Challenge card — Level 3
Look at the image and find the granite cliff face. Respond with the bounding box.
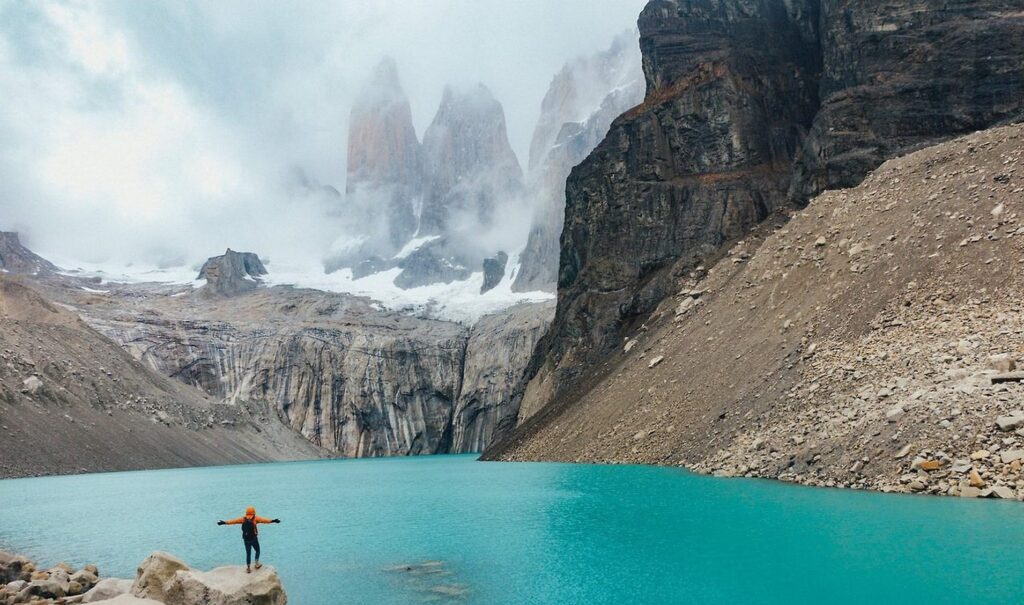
[451,301,554,451]
[513,32,646,293]
[491,1,1024,450]
[343,57,422,253]
[419,84,524,237]
[75,282,553,457]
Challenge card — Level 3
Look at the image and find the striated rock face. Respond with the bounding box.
[343,57,423,255]
[197,249,267,297]
[512,0,822,422]
[80,284,554,457]
[514,31,645,292]
[451,301,554,451]
[0,276,322,479]
[419,84,524,236]
[790,1,1024,202]
[488,1,1024,466]
[0,232,57,275]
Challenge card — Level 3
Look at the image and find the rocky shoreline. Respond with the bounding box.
[0,551,285,605]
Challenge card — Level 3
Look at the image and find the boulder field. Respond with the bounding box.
[0,551,286,605]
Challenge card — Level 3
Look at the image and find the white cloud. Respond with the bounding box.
[0,0,645,271]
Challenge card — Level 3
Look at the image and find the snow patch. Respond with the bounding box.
[393,235,441,259]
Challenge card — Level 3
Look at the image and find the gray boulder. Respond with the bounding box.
[131,551,188,602]
[164,565,286,605]
[83,578,134,602]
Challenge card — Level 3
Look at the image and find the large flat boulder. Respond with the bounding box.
[88,594,164,605]
[164,565,286,605]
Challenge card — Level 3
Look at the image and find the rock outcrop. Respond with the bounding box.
[0,551,105,604]
[132,553,188,603]
[480,251,508,294]
[342,57,422,255]
[513,31,645,292]
[493,0,1024,449]
[419,84,523,236]
[451,301,555,452]
[163,566,286,605]
[0,232,56,275]
[0,276,322,479]
[197,250,267,297]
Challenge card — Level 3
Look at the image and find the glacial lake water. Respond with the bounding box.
[2,454,1023,604]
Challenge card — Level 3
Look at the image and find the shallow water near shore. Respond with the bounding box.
[2,454,1023,604]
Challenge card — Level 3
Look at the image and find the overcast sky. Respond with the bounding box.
[0,1,645,268]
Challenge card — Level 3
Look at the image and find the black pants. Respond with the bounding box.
[244,537,260,565]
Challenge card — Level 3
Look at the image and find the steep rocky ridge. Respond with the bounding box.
[0,276,322,479]
[495,1,1024,447]
[513,31,645,292]
[419,84,524,237]
[343,57,422,253]
[490,124,1024,498]
[511,0,822,425]
[0,232,57,275]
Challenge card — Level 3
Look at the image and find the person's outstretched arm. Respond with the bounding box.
[219,517,246,525]
[254,516,280,524]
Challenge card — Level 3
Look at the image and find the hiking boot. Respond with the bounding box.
[254,562,263,570]
[246,566,251,574]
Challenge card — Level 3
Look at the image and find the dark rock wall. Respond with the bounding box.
[501,0,1024,442]
[514,0,822,420]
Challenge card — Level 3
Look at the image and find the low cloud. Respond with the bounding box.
[0,0,645,272]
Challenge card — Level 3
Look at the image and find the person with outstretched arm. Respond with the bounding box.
[217,506,281,573]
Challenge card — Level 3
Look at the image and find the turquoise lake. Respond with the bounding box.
[2,454,1023,604]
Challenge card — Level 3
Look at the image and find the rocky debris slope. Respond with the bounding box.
[0,232,56,276]
[490,124,1024,498]
[197,250,267,297]
[0,276,322,479]
[513,30,645,292]
[502,0,1024,449]
[0,550,287,605]
[70,278,554,457]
